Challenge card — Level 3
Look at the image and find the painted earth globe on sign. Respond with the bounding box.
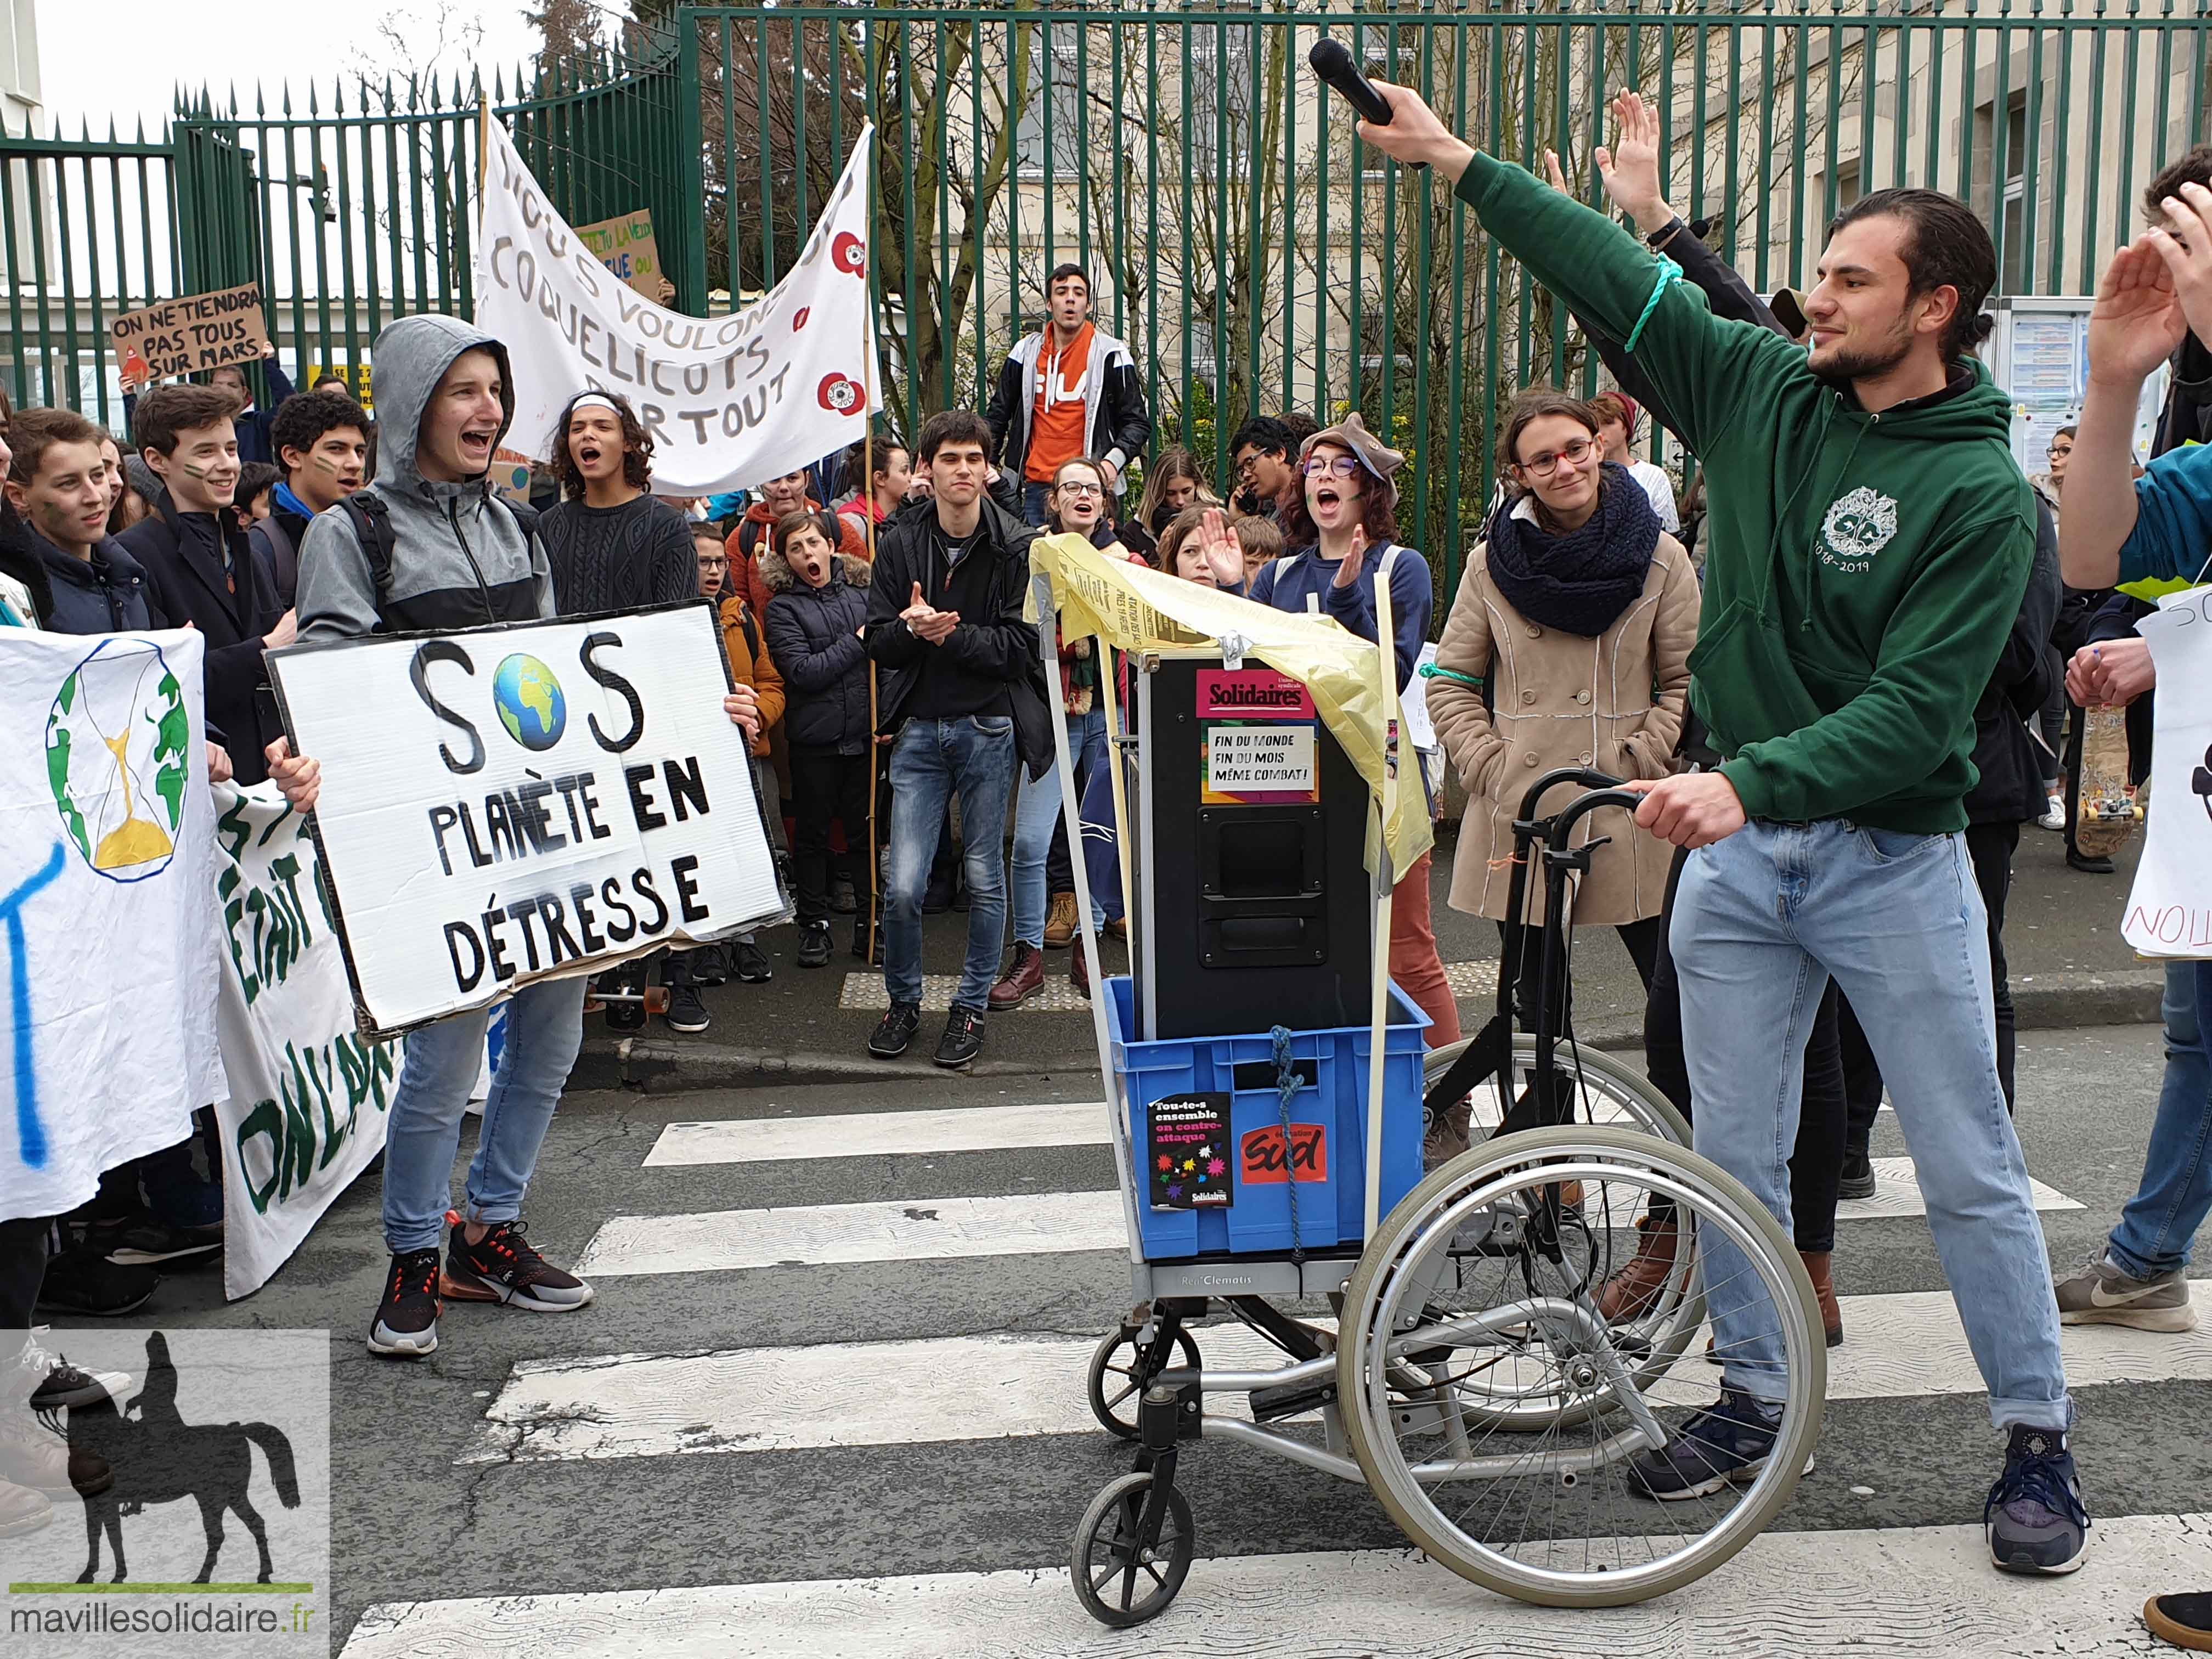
[45,638,190,882]
[493,653,566,752]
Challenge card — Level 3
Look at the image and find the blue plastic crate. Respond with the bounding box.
[1106,977,1430,1262]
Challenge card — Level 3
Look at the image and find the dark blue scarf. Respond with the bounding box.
[1484,462,1660,638]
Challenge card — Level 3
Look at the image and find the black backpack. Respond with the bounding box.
[339,488,541,630]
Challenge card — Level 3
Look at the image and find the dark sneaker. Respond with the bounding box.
[34,1249,158,1319]
[733,939,774,983]
[16,1337,132,1412]
[989,943,1045,1010]
[105,1217,224,1266]
[797,923,833,969]
[443,1219,594,1312]
[1837,1147,1877,1201]
[689,944,730,986]
[1986,1424,2089,1575]
[2144,1591,2212,1647]
[2053,1253,2197,1332]
[934,1005,986,1070]
[869,1001,922,1058]
[851,918,880,964]
[2066,850,2114,874]
[1627,1388,1793,1501]
[663,982,712,1034]
[831,876,858,915]
[368,1248,443,1358]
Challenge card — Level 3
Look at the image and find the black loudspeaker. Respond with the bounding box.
[1130,656,1372,1039]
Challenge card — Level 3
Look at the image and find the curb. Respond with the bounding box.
[570,1036,1076,1093]
[575,966,2172,1093]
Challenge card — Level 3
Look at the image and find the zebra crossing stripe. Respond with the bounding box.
[462,1282,2209,1465]
[341,1511,2212,1657]
[577,1158,2079,1279]
[644,1102,1111,1167]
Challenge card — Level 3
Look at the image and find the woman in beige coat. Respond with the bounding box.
[1429,388,1698,1074]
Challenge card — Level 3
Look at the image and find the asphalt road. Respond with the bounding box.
[45,1018,2212,1656]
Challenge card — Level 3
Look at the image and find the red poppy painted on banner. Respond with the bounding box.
[831,232,866,276]
[792,307,811,331]
[817,373,864,414]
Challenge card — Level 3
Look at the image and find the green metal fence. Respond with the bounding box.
[1,39,685,431]
[5,1,2208,591]
[683,0,2210,589]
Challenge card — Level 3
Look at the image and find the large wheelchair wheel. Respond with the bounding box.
[1337,1125,1824,1607]
[1423,1035,1691,1147]
[1423,1041,1701,1422]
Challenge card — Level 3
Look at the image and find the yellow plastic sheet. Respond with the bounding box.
[1028,532,1434,880]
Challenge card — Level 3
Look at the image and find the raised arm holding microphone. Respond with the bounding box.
[1353,80,2086,1573]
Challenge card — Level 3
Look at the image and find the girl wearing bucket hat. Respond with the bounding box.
[1246,414,1459,1050]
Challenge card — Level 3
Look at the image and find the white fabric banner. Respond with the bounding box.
[267,602,785,1036]
[473,117,879,493]
[2122,584,2212,958]
[0,628,221,1221]
[210,781,404,1299]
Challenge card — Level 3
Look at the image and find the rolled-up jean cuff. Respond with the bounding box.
[1989,1394,2075,1434]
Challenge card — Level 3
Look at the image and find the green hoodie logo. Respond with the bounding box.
[1819,486,1900,574]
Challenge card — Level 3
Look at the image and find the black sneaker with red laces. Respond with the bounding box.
[368,1248,444,1359]
[442,1219,595,1312]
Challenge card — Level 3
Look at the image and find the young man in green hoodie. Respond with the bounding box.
[1359,87,2083,1573]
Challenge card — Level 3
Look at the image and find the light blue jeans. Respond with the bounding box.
[885,714,1018,1011]
[1010,707,1108,949]
[380,975,588,1252]
[1672,819,2071,1432]
[2105,961,2212,1279]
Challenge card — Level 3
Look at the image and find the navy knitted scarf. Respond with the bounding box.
[1484,462,1660,639]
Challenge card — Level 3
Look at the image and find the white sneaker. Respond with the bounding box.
[2038,794,2066,831]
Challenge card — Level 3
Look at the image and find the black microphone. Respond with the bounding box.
[1310,38,1426,169]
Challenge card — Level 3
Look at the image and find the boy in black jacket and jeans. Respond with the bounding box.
[863,411,1052,1068]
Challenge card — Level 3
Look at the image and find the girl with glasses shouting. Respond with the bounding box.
[1246,414,1459,1055]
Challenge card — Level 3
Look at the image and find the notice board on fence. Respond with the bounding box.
[267,601,787,1038]
[110,284,272,392]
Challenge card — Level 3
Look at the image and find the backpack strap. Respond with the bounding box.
[249,514,298,603]
[733,599,761,661]
[340,489,399,630]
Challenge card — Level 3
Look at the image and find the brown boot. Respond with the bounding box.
[1595,1216,1679,1323]
[1069,940,1092,1000]
[988,943,1045,1010]
[1043,892,1079,948]
[1801,1249,1844,1347]
[1422,1096,1473,1169]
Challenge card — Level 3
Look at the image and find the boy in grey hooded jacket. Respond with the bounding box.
[291,315,592,1358]
[278,316,760,1359]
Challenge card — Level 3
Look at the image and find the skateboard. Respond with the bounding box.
[2072,703,2141,860]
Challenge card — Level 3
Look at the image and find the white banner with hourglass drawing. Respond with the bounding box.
[0,627,222,1220]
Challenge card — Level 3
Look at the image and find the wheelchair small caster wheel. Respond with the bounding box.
[1086,1327,1200,1440]
[1070,1471,1193,1628]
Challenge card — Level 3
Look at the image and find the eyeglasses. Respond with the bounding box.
[1300,455,1363,479]
[2047,443,2074,458]
[1056,481,1103,497]
[697,555,728,569]
[1516,437,1595,476]
[1234,451,1273,478]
